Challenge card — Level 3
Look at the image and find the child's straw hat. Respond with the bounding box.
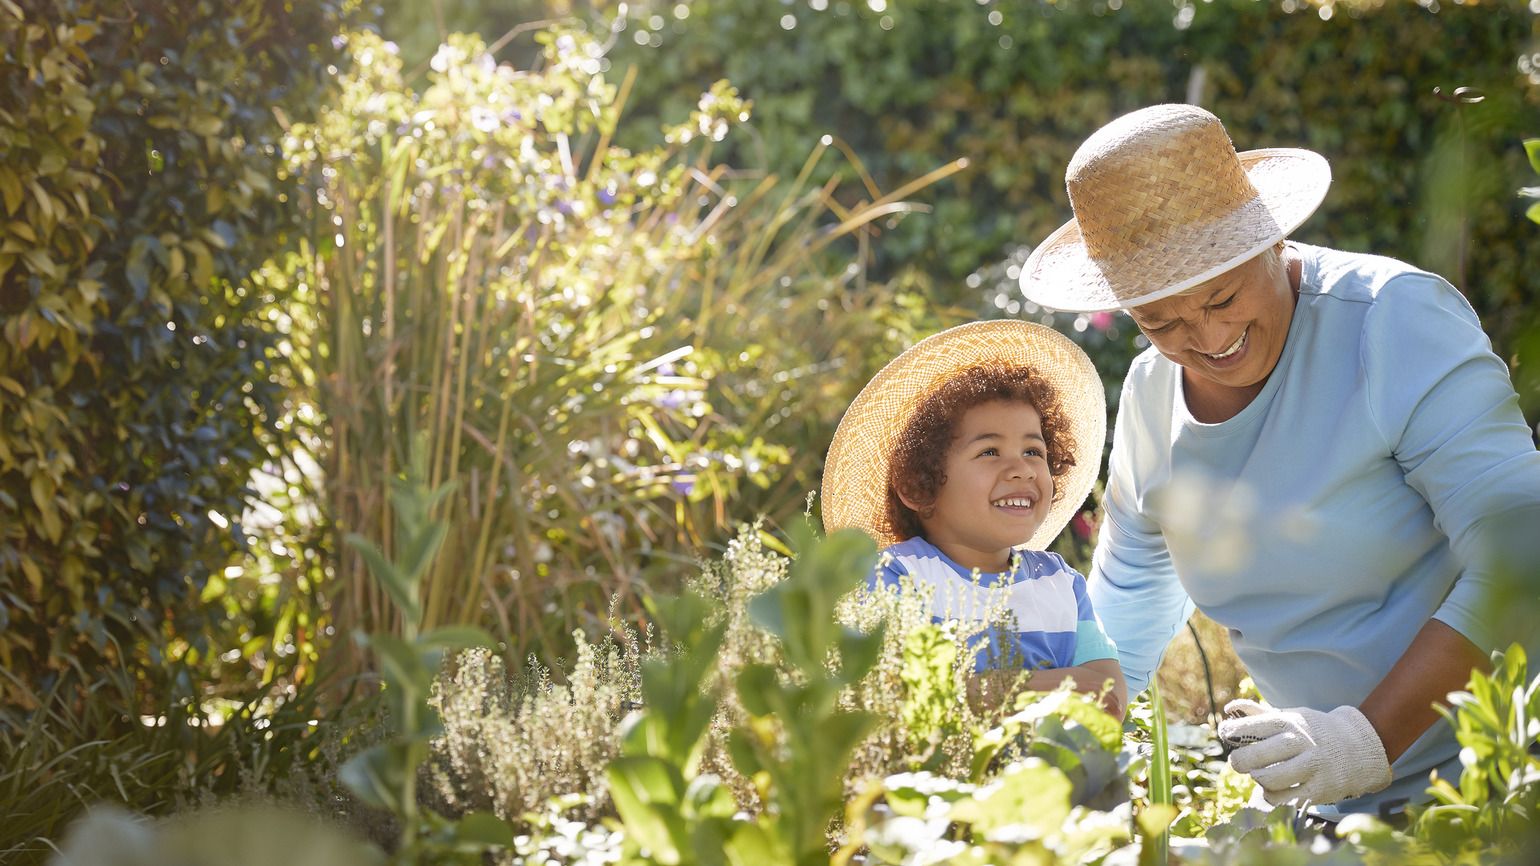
[1019,104,1331,313]
[821,320,1105,551]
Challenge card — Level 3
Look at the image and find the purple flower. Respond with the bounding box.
[671,478,695,496]
[659,389,685,409]
[598,187,617,206]
[331,35,347,51]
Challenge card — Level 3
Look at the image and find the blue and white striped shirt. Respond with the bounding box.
[874,536,1118,673]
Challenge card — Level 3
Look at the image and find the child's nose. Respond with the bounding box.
[1005,456,1035,479]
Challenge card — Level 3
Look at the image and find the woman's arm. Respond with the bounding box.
[1359,619,1490,763]
[1087,375,1195,695]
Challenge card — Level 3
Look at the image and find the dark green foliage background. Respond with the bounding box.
[595,0,1540,375]
[0,0,340,710]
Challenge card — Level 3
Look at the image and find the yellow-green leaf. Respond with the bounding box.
[19,555,43,595]
[0,376,23,397]
[7,220,37,243]
[27,180,54,223]
[188,113,223,137]
[0,169,23,216]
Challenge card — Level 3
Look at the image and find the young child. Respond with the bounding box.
[822,320,1126,717]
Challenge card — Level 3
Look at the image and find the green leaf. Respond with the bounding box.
[1526,201,1540,226]
[344,532,419,623]
[835,624,886,684]
[0,168,22,216]
[606,756,686,864]
[723,821,784,866]
[1525,139,1540,177]
[735,663,780,717]
[397,520,449,584]
[950,758,1073,839]
[682,774,737,820]
[368,633,430,694]
[188,112,224,137]
[339,743,412,812]
[451,812,514,849]
[419,625,494,649]
[125,236,151,300]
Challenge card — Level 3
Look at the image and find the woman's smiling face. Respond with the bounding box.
[1128,247,1296,393]
[903,399,1054,573]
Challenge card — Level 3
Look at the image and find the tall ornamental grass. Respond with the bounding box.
[272,29,961,663]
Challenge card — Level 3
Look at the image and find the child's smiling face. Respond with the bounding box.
[901,399,1054,573]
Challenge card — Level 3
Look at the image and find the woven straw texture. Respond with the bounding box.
[1020,104,1330,313]
[821,320,1105,552]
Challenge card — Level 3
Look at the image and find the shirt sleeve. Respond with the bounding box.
[1070,571,1119,664]
[1087,374,1197,694]
[1362,274,1540,654]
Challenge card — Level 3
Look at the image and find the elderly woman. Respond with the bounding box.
[1019,104,1540,823]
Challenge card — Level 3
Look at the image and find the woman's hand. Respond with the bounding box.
[1219,699,1392,806]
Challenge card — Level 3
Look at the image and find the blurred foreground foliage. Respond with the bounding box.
[41,525,1540,865]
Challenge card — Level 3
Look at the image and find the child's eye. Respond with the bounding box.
[1025,448,1045,459]
[977,447,998,458]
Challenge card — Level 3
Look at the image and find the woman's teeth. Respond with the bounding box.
[1206,329,1247,360]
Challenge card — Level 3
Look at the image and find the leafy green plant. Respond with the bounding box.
[605,526,886,865]
[0,0,342,712]
[0,656,360,865]
[1412,643,1540,860]
[1521,138,1540,225]
[840,684,1134,865]
[337,451,513,863]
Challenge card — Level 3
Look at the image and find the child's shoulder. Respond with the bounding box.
[1014,549,1085,583]
[881,536,942,560]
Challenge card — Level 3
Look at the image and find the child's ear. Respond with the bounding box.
[893,482,930,517]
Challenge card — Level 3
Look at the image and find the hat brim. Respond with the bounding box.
[820,320,1105,552]
[1019,148,1331,313]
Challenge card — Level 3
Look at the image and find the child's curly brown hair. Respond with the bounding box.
[884,364,1077,542]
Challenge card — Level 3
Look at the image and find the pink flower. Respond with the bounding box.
[1071,512,1097,541]
[1089,311,1114,333]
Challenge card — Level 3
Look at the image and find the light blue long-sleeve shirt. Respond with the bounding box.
[1088,243,1540,815]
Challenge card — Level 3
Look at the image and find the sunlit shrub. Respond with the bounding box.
[275,27,949,665]
[422,523,1033,827]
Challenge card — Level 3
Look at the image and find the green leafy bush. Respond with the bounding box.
[421,522,1025,828]
[607,0,1540,350]
[0,0,340,709]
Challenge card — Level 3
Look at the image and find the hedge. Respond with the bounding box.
[600,0,1540,359]
[0,0,340,711]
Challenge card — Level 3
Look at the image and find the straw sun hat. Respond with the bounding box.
[1019,103,1331,313]
[821,320,1105,552]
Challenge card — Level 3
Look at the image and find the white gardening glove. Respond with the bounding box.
[1218,698,1392,807]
